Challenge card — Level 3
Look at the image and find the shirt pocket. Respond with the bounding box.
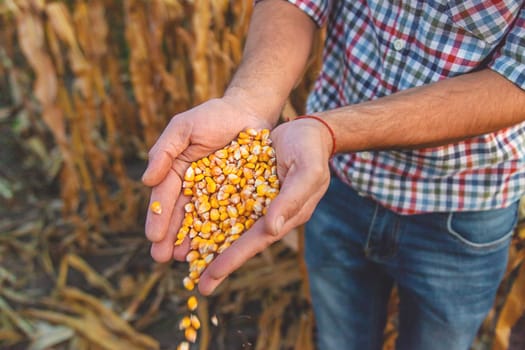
[446,0,522,44]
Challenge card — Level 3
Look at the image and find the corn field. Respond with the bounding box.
[0,1,524,349]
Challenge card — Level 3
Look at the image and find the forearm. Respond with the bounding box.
[224,0,316,125]
[318,70,525,153]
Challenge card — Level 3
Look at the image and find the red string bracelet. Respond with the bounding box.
[295,115,337,158]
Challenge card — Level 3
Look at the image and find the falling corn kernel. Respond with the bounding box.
[179,316,191,330]
[183,277,195,291]
[185,327,197,343]
[177,342,190,350]
[187,296,198,311]
[190,314,201,330]
[150,201,162,215]
[211,314,219,326]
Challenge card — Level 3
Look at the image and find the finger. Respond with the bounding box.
[197,190,324,295]
[197,218,272,295]
[150,194,189,262]
[145,159,189,242]
[264,162,329,236]
[142,117,191,186]
[173,236,191,261]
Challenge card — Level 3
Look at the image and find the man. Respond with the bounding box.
[142,0,525,349]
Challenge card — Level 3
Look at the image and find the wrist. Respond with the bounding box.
[224,85,284,127]
[295,115,337,159]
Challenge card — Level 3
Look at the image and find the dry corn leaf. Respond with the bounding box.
[0,296,34,337]
[60,287,159,349]
[28,323,74,350]
[24,308,158,350]
[57,253,117,297]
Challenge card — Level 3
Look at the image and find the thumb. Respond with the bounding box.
[142,118,191,186]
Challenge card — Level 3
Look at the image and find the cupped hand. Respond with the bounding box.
[196,117,333,295]
[142,96,270,263]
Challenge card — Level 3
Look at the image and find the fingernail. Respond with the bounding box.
[274,216,285,236]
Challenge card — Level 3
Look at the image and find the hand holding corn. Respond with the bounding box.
[195,118,333,294]
[144,105,333,296]
[142,97,269,263]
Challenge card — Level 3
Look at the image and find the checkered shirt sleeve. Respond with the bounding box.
[255,0,330,27]
[489,4,525,90]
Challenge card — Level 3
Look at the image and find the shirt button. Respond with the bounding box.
[393,38,405,51]
[360,151,372,160]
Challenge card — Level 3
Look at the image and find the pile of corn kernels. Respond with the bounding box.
[151,128,280,349]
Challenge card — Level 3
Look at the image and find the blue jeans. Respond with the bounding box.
[305,176,518,350]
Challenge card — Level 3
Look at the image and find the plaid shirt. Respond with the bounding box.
[282,0,525,214]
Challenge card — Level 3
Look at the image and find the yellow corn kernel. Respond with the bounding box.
[219,211,229,221]
[246,128,258,137]
[245,218,255,230]
[184,203,194,213]
[197,201,211,215]
[184,167,195,182]
[190,314,201,330]
[213,233,225,243]
[183,277,194,291]
[187,296,198,311]
[210,208,220,221]
[215,149,228,159]
[179,316,191,330]
[206,177,217,193]
[227,205,238,219]
[217,242,231,254]
[150,201,162,215]
[189,270,200,280]
[222,184,236,194]
[183,188,193,196]
[231,222,245,235]
[256,184,269,197]
[210,196,219,208]
[186,250,200,263]
[217,191,230,201]
[194,173,205,182]
[183,214,193,227]
[228,173,240,185]
[185,327,197,343]
[201,221,212,234]
[245,198,255,212]
[236,203,245,216]
[190,237,202,250]
[177,342,190,350]
[261,128,270,140]
[223,164,236,175]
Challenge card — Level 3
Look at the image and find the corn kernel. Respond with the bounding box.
[210,208,220,221]
[184,167,195,182]
[190,314,201,330]
[183,277,194,291]
[186,250,200,263]
[150,201,162,215]
[185,327,197,343]
[211,315,219,327]
[179,316,191,330]
[177,342,190,350]
[187,296,198,311]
